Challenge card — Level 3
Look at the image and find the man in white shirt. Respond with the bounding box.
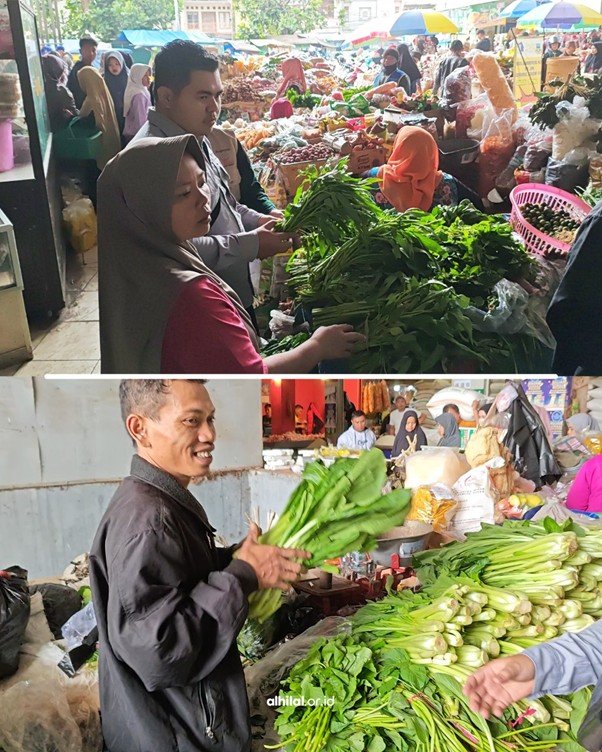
[337,411,377,451]
[388,395,410,436]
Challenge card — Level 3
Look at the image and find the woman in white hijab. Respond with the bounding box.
[123,63,151,141]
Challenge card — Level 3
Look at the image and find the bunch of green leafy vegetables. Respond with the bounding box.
[276,161,381,245]
[312,277,506,373]
[273,632,587,752]
[286,89,323,109]
[341,85,372,101]
[528,74,602,129]
[577,182,602,208]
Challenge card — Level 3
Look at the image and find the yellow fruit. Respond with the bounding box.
[508,495,521,507]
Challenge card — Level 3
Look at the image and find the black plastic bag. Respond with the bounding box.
[29,583,82,640]
[0,566,30,679]
[503,384,561,487]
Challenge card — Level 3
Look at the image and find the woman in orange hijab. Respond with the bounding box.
[366,126,483,212]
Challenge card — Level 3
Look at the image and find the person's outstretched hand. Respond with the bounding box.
[235,523,310,591]
[463,655,536,719]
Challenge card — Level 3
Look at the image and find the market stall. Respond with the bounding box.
[214,41,602,373]
[2,377,602,751]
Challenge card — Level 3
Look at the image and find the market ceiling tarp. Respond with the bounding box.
[116,30,216,47]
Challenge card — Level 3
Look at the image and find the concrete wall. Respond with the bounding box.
[0,377,263,487]
[0,377,281,578]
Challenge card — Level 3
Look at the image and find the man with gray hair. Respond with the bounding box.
[90,379,309,752]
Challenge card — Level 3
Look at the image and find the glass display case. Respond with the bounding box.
[0,0,65,317]
[0,207,32,367]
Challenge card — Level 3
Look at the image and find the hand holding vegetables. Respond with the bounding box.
[463,654,536,719]
[235,522,310,591]
[248,449,412,622]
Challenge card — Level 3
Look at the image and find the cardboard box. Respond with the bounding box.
[348,146,387,175]
[276,157,331,197]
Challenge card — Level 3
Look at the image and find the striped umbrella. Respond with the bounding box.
[516,0,602,28]
[500,0,551,19]
[389,10,460,36]
[344,10,458,46]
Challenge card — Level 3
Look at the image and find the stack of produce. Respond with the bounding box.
[222,77,274,104]
[245,449,412,623]
[273,520,602,752]
[275,143,334,165]
[520,202,582,245]
[279,162,538,372]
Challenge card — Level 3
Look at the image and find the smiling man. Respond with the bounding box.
[90,379,309,752]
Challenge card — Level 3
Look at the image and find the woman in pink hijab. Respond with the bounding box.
[276,57,307,98]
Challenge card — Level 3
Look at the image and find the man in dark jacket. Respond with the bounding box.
[90,379,309,752]
[434,39,469,96]
[67,36,97,109]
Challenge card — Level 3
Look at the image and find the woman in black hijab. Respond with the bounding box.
[103,51,129,134]
[397,43,422,94]
[583,41,602,74]
[392,410,428,455]
[42,53,78,132]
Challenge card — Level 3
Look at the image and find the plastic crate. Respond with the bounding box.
[509,183,591,257]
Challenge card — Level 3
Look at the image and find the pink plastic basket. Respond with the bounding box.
[509,183,591,257]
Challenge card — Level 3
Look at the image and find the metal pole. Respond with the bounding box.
[511,26,538,94]
[174,0,181,30]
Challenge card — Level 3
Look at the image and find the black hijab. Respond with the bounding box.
[104,51,129,131]
[584,41,602,73]
[392,410,428,455]
[397,43,421,83]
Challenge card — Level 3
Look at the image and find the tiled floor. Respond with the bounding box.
[0,247,100,376]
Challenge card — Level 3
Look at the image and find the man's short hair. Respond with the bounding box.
[119,379,207,424]
[79,36,97,49]
[451,40,464,53]
[477,29,485,34]
[154,40,219,93]
[443,403,460,414]
[351,410,366,419]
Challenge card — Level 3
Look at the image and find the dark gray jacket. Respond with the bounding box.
[90,455,258,752]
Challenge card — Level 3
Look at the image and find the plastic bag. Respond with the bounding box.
[62,602,96,651]
[479,108,516,197]
[504,384,561,487]
[464,426,504,468]
[545,157,589,193]
[29,584,82,640]
[456,94,489,139]
[552,97,600,161]
[62,198,97,254]
[0,566,30,679]
[495,143,527,195]
[523,130,553,171]
[269,308,295,338]
[452,457,503,534]
[405,447,470,488]
[465,279,557,349]
[590,154,602,188]
[0,641,101,752]
[442,66,472,108]
[269,254,290,300]
[470,50,516,116]
[407,485,458,533]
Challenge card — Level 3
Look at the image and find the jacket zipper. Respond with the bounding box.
[199,681,216,742]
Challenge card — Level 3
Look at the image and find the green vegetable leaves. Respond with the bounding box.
[248,450,412,622]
